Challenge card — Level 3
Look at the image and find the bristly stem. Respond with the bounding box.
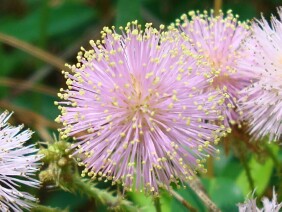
[31,204,67,212]
[65,175,140,212]
[153,197,162,212]
[170,190,197,212]
[189,177,221,212]
[157,180,198,211]
[39,140,140,212]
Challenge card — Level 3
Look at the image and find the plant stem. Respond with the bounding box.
[170,190,197,212]
[0,77,57,96]
[0,32,67,71]
[153,197,162,212]
[189,177,221,212]
[31,204,67,212]
[69,175,140,212]
[214,0,222,16]
[237,144,255,191]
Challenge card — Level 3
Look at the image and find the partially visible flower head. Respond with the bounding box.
[56,21,225,194]
[239,8,282,141]
[238,189,282,212]
[172,9,251,127]
[0,111,41,211]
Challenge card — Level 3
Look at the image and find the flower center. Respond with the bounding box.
[125,75,155,117]
[212,73,231,89]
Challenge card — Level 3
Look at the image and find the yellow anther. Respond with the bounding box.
[186,118,191,126]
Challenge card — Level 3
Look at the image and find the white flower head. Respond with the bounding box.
[238,189,282,212]
[0,111,42,211]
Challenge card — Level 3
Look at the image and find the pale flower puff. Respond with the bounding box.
[239,7,282,141]
[174,9,252,127]
[238,189,282,212]
[0,111,41,211]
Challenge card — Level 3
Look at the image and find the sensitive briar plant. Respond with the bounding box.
[239,8,282,141]
[38,139,141,211]
[173,10,251,127]
[0,111,41,211]
[56,21,226,194]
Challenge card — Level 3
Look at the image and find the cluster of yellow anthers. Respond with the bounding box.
[55,19,231,194]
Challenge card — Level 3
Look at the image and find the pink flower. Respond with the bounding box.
[56,22,224,193]
[0,111,41,211]
[239,8,282,141]
[174,10,251,127]
[238,189,282,212]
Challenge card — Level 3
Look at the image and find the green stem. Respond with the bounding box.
[189,177,221,212]
[237,145,255,191]
[31,204,67,212]
[0,32,67,71]
[69,175,139,211]
[170,190,197,212]
[153,197,162,212]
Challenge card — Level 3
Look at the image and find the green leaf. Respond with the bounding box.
[0,44,27,76]
[129,191,171,212]
[0,2,96,42]
[236,144,279,196]
[47,3,96,38]
[223,2,257,20]
[43,190,86,210]
[203,177,244,212]
[170,186,207,212]
[115,0,142,27]
[214,148,242,179]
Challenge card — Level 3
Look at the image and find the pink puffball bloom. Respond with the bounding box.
[56,22,225,194]
[0,111,41,211]
[239,8,282,141]
[238,189,282,212]
[174,10,251,127]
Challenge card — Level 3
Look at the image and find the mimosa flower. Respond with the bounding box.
[238,189,282,212]
[239,8,282,141]
[56,22,225,194]
[174,10,251,127]
[0,111,41,211]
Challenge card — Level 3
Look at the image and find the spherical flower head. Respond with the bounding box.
[0,111,41,211]
[56,21,225,194]
[238,189,282,212]
[239,8,282,141]
[173,9,251,126]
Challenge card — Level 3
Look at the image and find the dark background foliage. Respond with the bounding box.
[0,0,282,211]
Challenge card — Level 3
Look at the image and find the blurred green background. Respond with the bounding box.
[0,0,282,211]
